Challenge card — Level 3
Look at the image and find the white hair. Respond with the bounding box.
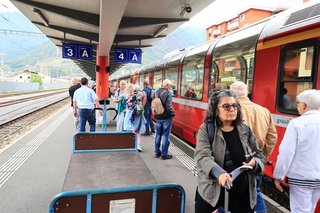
[230,81,248,96]
[162,79,173,87]
[120,80,126,85]
[127,83,135,94]
[144,78,149,85]
[296,89,320,110]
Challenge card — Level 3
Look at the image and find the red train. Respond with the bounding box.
[111,2,320,211]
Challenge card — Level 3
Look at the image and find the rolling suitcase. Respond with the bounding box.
[224,180,231,213]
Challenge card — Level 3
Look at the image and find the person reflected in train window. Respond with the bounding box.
[194,90,265,213]
[172,84,178,96]
[154,79,175,160]
[230,81,277,213]
[142,79,155,136]
[274,89,320,213]
[185,87,192,97]
[113,80,127,131]
[209,83,222,97]
[73,77,101,132]
[191,89,197,98]
[247,81,253,100]
[282,88,291,109]
[123,84,146,152]
[69,78,81,131]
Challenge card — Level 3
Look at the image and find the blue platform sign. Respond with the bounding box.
[114,48,128,62]
[128,49,142,64]
[62,44,78,59]
[114,48,142,64]
[62,43,93,60]
[78,45,93,60]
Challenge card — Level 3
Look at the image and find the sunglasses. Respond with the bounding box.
[218,103,238,111]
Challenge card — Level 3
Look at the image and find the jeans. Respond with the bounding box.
[78,108,96,132]
[255,175,267,213]
[144,106,154,133]
[155,117,173,157]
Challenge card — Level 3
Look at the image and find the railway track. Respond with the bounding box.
[0,89,67,107]
[0,88,67,98]
[0,98,69,149]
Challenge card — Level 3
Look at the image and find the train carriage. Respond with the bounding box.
[111,2,320,211]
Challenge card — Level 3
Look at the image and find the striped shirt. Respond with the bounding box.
[287,177,320,188]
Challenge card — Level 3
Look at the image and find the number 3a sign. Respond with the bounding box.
[62,43,93,60]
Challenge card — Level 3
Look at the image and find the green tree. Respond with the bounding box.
[30,74,43,83]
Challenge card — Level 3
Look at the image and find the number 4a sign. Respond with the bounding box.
[114,48,142,64]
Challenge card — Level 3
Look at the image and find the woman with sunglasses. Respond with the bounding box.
[194,90,265,213]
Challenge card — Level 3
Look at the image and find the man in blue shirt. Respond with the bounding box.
[73,77,101,132]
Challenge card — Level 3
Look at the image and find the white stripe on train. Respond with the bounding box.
[172,97,292,128]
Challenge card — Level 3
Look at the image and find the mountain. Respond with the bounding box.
[0,11,206,78]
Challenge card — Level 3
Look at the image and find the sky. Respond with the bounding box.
[0,0,16,12]
[187,0,305,28]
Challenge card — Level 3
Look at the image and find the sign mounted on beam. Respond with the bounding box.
[62,43,93,60]
[114,48,142,64]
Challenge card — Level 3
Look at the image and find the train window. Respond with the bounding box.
[213,54,253,91]
[181,43,210,100]
[165,58,180,96]
[136,75,141,85]
[210,21,266,95]
[278,41,318,113]
[153,70,162,90]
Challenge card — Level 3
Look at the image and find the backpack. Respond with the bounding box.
[132,94,143,116]
[151,90,167,115]
[119,98,126,112]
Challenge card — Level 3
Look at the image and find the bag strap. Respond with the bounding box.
[207,122,215,149]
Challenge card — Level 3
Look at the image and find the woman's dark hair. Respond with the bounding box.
[204,90,242,127]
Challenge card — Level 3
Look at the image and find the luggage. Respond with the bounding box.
[224,180,230,213]
[214,181,231,213]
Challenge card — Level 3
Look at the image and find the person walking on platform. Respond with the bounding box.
[154,79,175,160]
[142,79,155,136]
[273,89,320,213]
[113,80,127,131]
[123,84,146,152]
[73,77,101,132]
[230,81,277,213]
[69,78,81,131]
[194,90,265,213]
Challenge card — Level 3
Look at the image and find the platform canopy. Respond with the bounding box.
[10,0,215,79]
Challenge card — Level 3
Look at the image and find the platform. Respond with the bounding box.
[0,105,288,213]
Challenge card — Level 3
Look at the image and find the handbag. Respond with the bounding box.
[133,104,143,116]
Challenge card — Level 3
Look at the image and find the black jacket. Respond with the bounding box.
[69,83,81,107]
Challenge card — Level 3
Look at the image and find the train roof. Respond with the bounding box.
[259,1,320,42]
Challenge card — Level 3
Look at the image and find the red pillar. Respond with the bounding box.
[96,44,109,100]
